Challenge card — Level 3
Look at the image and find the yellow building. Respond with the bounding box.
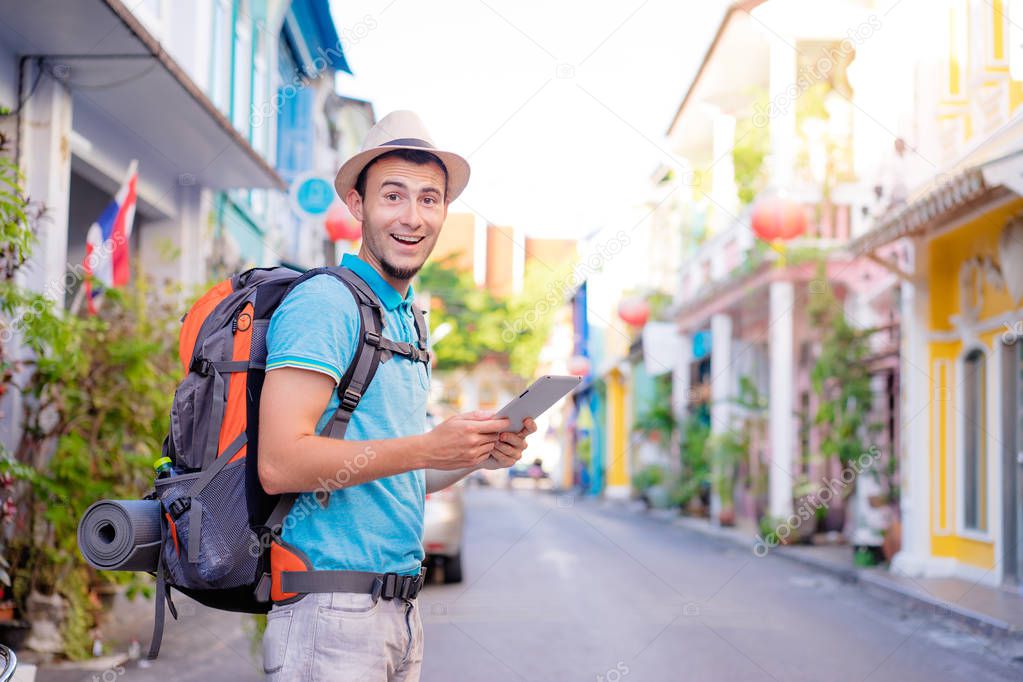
[853,0,1023,587]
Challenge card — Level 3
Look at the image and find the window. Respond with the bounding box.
[210,0,233,112]
[251,25,269,154]
[963,349,988,532]
[232,0,254,138]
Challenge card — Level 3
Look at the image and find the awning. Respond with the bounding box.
[848,148,1023,255]
[287,0,352,76]
[0,0,285,191]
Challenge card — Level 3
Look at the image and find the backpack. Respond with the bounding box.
[143,264,430,659]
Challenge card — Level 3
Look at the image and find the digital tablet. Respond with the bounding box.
[494,375,582,432]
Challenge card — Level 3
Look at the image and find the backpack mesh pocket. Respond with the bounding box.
[156,459,258,590]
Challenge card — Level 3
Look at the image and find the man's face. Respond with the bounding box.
[346,156,448,284]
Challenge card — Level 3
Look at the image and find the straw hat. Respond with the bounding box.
[334,110,471,202]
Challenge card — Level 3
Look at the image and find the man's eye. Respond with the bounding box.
[423,197,437,205]
[385,193,400,201]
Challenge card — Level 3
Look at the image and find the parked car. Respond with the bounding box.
[422,411,465,583]
[423,482,465,583]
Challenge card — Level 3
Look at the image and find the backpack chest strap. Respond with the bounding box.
[368,333,431,365]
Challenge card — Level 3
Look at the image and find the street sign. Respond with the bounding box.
[289,172,335,218]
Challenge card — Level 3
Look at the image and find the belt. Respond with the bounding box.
[280,568,426,601]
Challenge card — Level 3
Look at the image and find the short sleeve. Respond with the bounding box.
[265,274,360,384]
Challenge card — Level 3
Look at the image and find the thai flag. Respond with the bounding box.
[82,160,137,314]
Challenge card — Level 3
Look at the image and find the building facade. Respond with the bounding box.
[0,0,353,450]
[852,0,1023,587]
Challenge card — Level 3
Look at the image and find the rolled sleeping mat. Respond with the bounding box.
[78,499,162,572]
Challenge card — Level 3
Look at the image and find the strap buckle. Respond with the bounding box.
[189,357,213,376]
[381,572,399,599]
[364,331,381,346]
[340,387,362,413]
[168,497,191,519]
[375,572,423,601]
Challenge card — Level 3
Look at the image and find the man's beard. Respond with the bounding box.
[379,257,422,282]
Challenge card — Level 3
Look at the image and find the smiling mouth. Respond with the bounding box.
[391,234,425,245]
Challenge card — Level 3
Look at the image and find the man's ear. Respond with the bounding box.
[345,189,364,222]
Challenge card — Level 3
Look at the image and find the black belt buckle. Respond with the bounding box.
[380,572,399,600]
[407,573,423,599]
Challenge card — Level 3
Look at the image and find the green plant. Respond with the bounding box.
[0,138,181,657]
[632,375,675,445]
[808,264,878,487]
[758,514,787,546]
[706,430,745,510]
[632,464,665,494]
[416,255,509,370]
[674,411,711,510]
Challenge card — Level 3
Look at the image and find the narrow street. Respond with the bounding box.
[418,487,1020,681]
[45,486,1022,682]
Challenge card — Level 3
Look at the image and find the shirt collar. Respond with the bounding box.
[341,253,415,311]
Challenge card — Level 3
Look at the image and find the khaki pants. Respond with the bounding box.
[262,591,423,681]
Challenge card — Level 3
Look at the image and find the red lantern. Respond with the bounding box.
[568,355,590,377]
[750,197,807,242]
[618,298,650,327]
[325,202,361,242]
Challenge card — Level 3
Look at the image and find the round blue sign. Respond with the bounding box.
[291,175,334,216]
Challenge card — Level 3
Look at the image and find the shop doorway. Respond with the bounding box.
[1002,340,1023,586]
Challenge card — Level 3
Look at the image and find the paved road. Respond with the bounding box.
[41,487,1023,681]
[419,488,1020,682]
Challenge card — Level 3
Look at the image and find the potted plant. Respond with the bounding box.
[632,464,666,509]
[707,431,744,527]
[0,503,28,650]
[676,412,711,515]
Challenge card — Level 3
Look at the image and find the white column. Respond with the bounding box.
[2,63,73,453]
[670,333,692,477]
[710,314,733,520]
[893,238,933,575]
[769,281,795,519]
[671,333,692,423]
[710,315,733,433]
[20,61,73,299]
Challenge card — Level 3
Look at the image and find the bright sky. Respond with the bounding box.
[331,0,730,239]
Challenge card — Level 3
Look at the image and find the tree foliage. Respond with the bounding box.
[416,254,571,379]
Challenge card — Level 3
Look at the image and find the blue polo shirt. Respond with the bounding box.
[264,254,429,576]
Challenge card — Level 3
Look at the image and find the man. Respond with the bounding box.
[258,111,536,680]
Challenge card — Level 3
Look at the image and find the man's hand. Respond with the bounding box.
[479,418,538,470]
[420,411,511,470]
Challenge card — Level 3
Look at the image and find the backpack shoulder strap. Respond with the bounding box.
[411,304,430,356]
[261,266,385,539]
[321,267,384,439]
